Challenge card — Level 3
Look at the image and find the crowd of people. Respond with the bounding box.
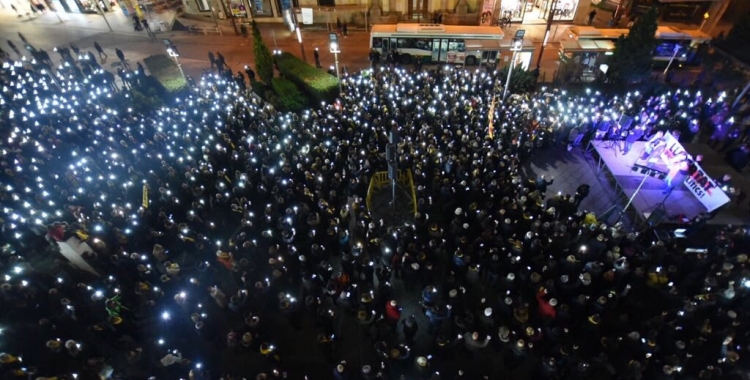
[1,34,750,380]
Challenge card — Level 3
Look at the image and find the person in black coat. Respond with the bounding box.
[402,315,418,344]
[313,48,321,68]
[574,183,590,206]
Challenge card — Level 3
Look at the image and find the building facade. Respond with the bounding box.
[499,0,590,24]
[621,0,732,32]
[41,0,120,14]
[180,0,283,21]
[179,0,733,32]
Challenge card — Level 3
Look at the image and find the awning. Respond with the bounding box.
[560,39,614,53]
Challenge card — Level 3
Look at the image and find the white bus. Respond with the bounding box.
[560,26,710,64]
[370,23,505,66]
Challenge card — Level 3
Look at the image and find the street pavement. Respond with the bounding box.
[0,7,613,83]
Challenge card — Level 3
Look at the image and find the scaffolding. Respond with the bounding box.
[365,169,417,217]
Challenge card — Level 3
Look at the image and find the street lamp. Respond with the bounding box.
[95,1,114,32]
[699,12,710,31]
[166,46,186,80]
[535,0,557,70]
[502,30,525,102]
[329,33,342,93]
[296,26,307,62]
[662,44,683,79]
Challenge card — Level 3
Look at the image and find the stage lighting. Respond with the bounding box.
[631,165,639,172]
[640,168,648,174]
[658,174,666,180]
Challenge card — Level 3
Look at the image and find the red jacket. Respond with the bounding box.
[536,291,556,320]
[385,302,401,323]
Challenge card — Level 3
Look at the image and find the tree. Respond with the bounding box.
[251,20,274,85]
[499,64,538,94]
[607,6,659,85]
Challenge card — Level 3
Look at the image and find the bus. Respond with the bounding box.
[370,23,505,66]
[560,25,710,63]
[558,25,711,82]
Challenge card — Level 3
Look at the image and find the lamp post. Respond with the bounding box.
[95,1,114,32]
[52,6,64,23]
[167,46,186,80]
[502,30,524,102]
[210,6,219,28]
[699,12,709,31]
[329,32,342,93]
[699,12,710,32]
[662,44,682,79]
[535,0,557,70]
[364,0,369,31]
[296,26,307,62]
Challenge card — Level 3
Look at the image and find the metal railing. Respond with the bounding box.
[187,25,223,35]
[365,170,417,216]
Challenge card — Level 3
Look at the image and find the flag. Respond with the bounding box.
[488,94,497,139]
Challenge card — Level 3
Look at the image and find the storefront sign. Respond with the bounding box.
[479,0,495,26]
[301,7,313,24]
[229,0,247,18]
[661,132,730,212]
[662,3,701,23]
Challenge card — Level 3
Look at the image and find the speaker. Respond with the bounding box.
[646,205,668,227]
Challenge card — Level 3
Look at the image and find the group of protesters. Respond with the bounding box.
[1,33,750,380]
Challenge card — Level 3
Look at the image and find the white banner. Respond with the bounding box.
[301,7,313,25]
[479,0,496,26]
[662,132,730,213]
[58,237,100,276]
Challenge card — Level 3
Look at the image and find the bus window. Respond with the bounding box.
[397,38,414,48]
[372,38,383,49]
[432,38,445,62]
[446,39,466,63]
[447,39,466,52]
[482,51,498,63]
[414,38,432,51]
[380,38,390,53]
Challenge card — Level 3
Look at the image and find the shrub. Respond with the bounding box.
[275,52,339,104]
[251,78,270,100]
[129,87,164,114]
[138,75,167,97]
[143,54,188,94]
[272,77,309,112]
[252,21,274,85]
[498,64,537,94]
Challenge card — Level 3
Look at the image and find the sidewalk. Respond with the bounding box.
[2,6,176,36]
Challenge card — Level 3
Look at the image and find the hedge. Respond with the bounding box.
[275,52,339,104]
[129,87,164,114]
[143,54,188,94]
[271,77,309,113]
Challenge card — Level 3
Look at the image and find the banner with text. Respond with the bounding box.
[480,0,496,26]
[301,7,313,24]
[662,132,730,212]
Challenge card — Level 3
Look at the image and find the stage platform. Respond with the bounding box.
[587,140,750,226]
